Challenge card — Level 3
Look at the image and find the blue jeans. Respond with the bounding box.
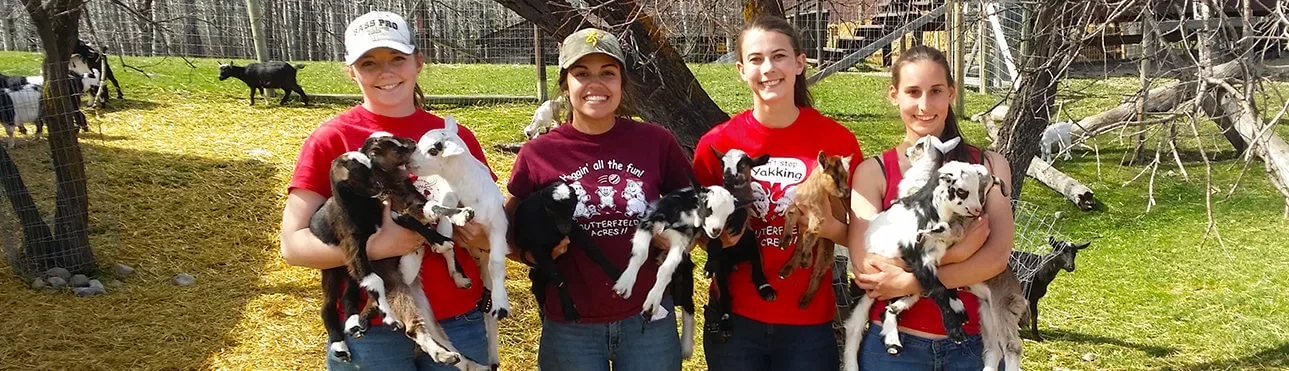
[326,309,489,371]
[538,306,681,371]
[858,323,985,371]
[703,313,839,371]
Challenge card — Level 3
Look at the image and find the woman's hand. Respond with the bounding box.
[366,201,427,259]
[453,221,491,252]
[855,260,921,301]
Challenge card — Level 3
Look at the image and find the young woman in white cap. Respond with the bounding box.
[503,28,693,370]
[279,10,494,370]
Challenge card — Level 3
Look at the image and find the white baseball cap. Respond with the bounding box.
[344,11,415,65]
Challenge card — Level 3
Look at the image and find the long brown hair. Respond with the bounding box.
[737,16,813,108]
[891,45,972,162]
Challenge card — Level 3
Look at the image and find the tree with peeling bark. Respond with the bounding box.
[3,0,98,276]
[987,0,1289,228]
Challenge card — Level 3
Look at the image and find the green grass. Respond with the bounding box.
[0,51,1286,370]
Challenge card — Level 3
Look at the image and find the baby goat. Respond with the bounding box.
[703,148,774,343]
[843,161,1003,371]
[513,181,622,322]
[309,142,479,370]
[1016,237,1090,341]
[1040,120,1074,162]
[218,61,309,106]
[777,151,852,308]
[523,96,563,140]
[612,178,739,358]
[71,39,123,104]
[411,116,512,368]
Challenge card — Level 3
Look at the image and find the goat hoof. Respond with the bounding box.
[758,286,777,302]
[491,308,509,320]
[335,350,351,363]
[947,328,967,343]
[886,344,902,355]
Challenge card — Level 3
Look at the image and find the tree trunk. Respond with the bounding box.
[136,0,154,56]
[20,0,97,275]
[744,0,784,20]
[0,146,58,275]
[494,0,729,154]
[994,0,1070,201]
[1216,88,1289,205]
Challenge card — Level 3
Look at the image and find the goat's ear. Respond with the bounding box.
[752,154,770,166]
[443,116,459,134]
[993,176,1009,197]
[1075,242,1091,250]
[816,151,827,166]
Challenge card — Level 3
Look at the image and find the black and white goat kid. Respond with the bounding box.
[842,154,1003,371]
[702,148,775,344]
[611,177,739,358]
[308,140,483,371]
[513,181,622,322]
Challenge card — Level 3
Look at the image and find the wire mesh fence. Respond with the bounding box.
[0,56,116,278]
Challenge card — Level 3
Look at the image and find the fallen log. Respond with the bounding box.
[982,118,1099,210]
[1214,86,1289,209]
[1071,59,1246,141]
[1028,156,1098,211]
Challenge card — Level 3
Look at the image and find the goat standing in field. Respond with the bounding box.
[512,181,622,322]
[70,39,123,105]
[777,151,852,308]
[1016,237,1090,341]
[523,96,563,140]
[703,148,775,343]
[218,61,310,106]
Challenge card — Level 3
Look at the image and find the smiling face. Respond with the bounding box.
[736,29,806,107]
[564,53,623,123]
[347,47,424,115]
[889,60,957,139]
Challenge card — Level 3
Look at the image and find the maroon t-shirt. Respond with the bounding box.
[507,118,694,323]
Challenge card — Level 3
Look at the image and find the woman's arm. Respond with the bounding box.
[279,189,427,269]
[846,158,888,276]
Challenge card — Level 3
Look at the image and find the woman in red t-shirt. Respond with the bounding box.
[846,45,1016,369]
[692,16,862,371]
[279,11,494,370]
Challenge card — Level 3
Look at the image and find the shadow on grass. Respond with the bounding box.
[89,98,165,112]
[1176,342,1289,370]
[0,140,283,369]
[1033,329,1179,358]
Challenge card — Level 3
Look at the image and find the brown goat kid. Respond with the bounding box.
[778,151,852,308]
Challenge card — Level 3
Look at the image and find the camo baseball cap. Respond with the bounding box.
[344,11,415,65]
[558,28,626,70]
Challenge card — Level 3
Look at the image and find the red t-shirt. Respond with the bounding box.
[692,107,862,325]
[288,105,494,321]
[507,118,695,323]
[866,146,983,335]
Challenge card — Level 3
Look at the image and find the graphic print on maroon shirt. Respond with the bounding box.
[507,118,694,323]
